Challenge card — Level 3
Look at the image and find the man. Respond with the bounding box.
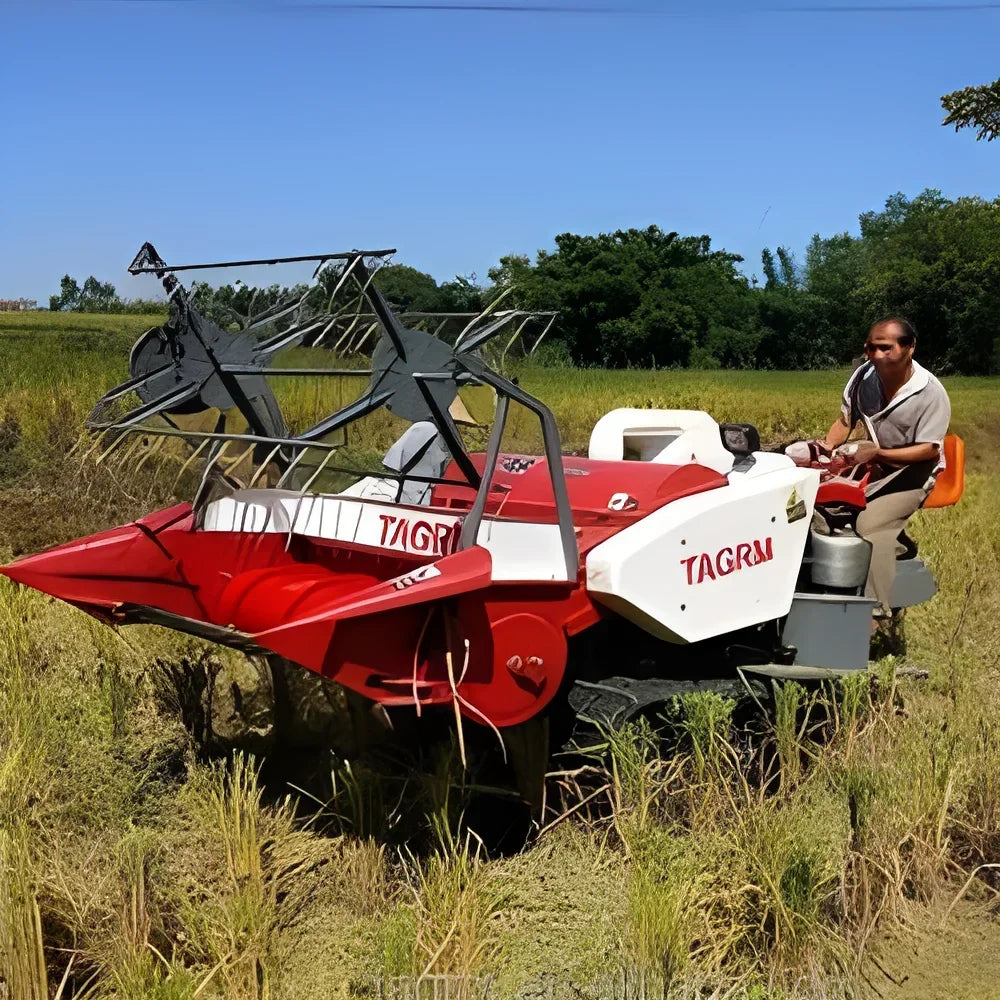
[820,316,951,615]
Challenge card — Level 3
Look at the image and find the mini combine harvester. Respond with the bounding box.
[3,244,964,805]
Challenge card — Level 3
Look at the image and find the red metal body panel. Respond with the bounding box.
[432,455,726,521]
[1,455,726,728]
[816,478,868,508]
[1,505,593,726]
[497,457,726,521]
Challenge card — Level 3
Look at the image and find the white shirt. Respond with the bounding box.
[840,360,951,494]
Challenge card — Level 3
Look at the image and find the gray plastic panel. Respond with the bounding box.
[890,558,937,608]
[783,592,878,671]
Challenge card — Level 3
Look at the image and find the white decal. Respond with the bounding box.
[389,564,443,591]
[608,492,638,511]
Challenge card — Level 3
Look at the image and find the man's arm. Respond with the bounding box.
[821,414,851,451]
[875,442,940,465]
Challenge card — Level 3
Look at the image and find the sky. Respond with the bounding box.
[1,0,997,304]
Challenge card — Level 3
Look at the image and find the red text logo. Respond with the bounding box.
[680,537,773,585]
[378,514,460,556]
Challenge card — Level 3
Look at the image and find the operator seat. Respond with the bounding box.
[339,421,451,505]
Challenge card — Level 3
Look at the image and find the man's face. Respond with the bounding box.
[864,322,913,379]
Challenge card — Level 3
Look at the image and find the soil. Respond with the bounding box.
[877,902,1000,1000]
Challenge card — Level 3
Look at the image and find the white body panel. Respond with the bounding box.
[589,408,735,475]
[203,492,464,558]
[586,466,820,643]
[475,519,570,582]
[202,492,572,581]
[727,451,794,480]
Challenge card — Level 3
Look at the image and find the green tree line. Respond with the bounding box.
[48,189,1000,374]
[491,189,1000,375]
[48,274,165,315]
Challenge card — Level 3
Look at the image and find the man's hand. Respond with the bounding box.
[834,441,879,467]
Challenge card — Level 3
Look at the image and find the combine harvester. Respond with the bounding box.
[2,244,964,804]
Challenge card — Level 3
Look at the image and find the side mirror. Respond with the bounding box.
[719,422,761,456]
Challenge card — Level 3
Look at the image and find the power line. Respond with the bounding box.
[96,0,1000,10]
[778,2,1000,10]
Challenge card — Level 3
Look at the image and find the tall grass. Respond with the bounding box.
[582,638,1000,996]
[161,754,334,1000]
[0,581,55,1000]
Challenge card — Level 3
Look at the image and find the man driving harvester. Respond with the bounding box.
[820,316,951,623]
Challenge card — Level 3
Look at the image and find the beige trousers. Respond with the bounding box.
[855,488,928,611]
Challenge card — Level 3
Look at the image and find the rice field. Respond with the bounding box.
[1,312,999,1000]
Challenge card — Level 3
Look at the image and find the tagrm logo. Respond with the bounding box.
[680,537,773,585]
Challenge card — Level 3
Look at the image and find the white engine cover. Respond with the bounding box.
[589,408,735,475]
[586,466,819,643]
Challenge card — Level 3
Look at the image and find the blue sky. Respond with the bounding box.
[1,1,997,303]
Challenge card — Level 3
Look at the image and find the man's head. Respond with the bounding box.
[865,317,916,380]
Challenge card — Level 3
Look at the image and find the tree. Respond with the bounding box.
[941,77,1000,142]
[188,280,301,329]
[761,248,779,290]
[760,247,800,293]
[755,290,836,370]
[78,276,119,312]
[49,275,81,312]
[487,253,558,312]
[437,274,484,313]
[372,264,484,314]
[850,191,1000,373]
[488,226,758,368]
[776,248,799,292]
[371,265,443,313]
[49,274,121,312]
[803,231,867,358]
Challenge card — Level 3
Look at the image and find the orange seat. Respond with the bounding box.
[924,434,965,508]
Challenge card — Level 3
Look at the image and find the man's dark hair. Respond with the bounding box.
[871,315,917,348]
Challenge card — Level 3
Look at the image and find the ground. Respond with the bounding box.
[883,903,1000,1000]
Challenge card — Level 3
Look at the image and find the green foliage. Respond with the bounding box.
[437,273,485,313]
[803,231,867,360]
[941,76,1000,142]
[761,246,800,292]
[490,225,756,369]
[48,274,165,315]
[675,690,736,780]
[41,185,1000,373]
[755,287,837,370]
[805,190,1000,374]
[488,201,1000,374]
[188,279,309,330]
[371,264,442,312]
[372,264,484,314]
[772,681,809,786]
